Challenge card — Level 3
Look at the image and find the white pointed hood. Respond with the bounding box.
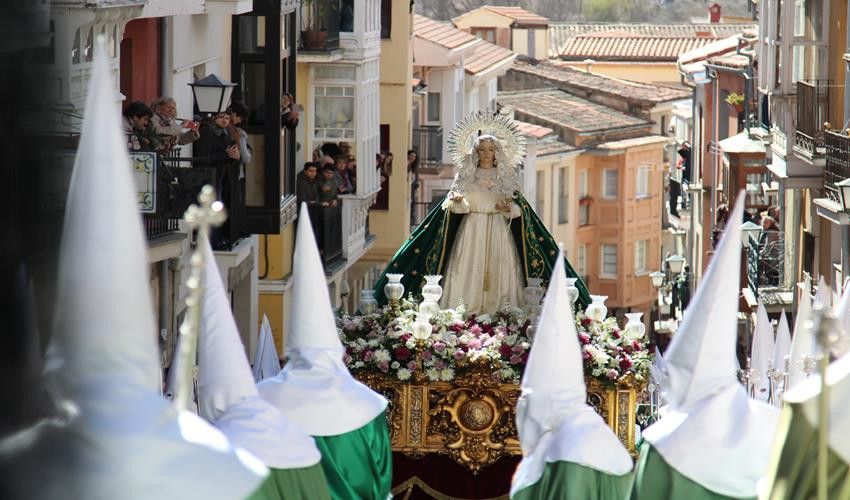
[253,315,281,382]
[257,203,387,436]
[642,192,779,498]
[834,278,850,355]
[750,300,775,401]
[787,276,815,389]
[40,40,268,499]
[772,311,792,377]
[198,240,321,469]
[511,257,631,496]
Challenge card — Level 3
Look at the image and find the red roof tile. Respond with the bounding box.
[560,34,720,62]
[413,14,478,50]
[464,40,516,75]
[482,6,550,26]
[514,119,554,139]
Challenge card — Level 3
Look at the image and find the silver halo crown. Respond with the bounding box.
[447,111,527,169]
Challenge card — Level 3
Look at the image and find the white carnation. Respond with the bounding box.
[439,368,455,381]
[397,368,412,381]
[374,349,391,363]
[426,368,441,381]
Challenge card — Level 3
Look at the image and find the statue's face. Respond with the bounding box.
[477,139,496,167]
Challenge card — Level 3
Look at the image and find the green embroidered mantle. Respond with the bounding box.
[373,193,590,310]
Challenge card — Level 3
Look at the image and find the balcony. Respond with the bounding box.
[746,232,785,297]
[412,125,444,170]
[824,130,850,205]
[299,0,342,57]
[793,80,829,165]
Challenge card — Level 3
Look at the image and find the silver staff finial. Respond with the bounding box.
[172,185,227,412]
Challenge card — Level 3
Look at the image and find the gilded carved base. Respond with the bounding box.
[357,369,641,473]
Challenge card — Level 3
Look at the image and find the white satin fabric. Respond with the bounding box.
[441,168,523,314]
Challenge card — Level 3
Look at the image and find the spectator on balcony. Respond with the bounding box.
[312,148,323,163]
[347,154,357,192]
[150,96,200,151]
[227,101,252,239]
[194,112,240,248]
[339,141,353,157]
[373,151,392,210]
[280,93,300,130]
[321,142,341,161]
[319,165,339,208]
[296,162,321,208]
[768,205,781,223]
[122,101,166,153]
[334,155,353,194]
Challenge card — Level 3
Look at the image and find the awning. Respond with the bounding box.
[718,132,765,154]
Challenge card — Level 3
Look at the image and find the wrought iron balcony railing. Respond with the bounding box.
[747,231,785,296]
[412,125,444,169]
[794,80,830,160]
[824,130,850,204]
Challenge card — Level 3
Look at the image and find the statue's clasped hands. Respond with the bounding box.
[495,199,513,214]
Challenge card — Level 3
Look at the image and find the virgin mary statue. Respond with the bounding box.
[374,112,590,314]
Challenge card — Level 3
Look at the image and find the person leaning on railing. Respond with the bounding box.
[150,96,200,151]
[193,112,240,249]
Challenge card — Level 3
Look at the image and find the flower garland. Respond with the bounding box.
[337,298,650,386]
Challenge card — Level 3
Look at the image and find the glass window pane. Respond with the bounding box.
[72,28,80,64]
[427,92,441,122]
[240,62,267,126]
[239,16,266,53]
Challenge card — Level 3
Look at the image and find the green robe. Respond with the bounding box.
[373,193,591,309]
[247,463,332,500]
[762,403,850,500]
[630,443,751,500]
[513,461,633,500]
[312,414,392,500]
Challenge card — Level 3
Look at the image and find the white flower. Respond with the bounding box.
[367,338,380,347]
[426,368,441,381]
[405,338,417,349]
[397,368,412,381]
[439,368,455,381]
[354,361,365,368]
[391,361,400,369]
[374,349,391,363]
[504,334,518,345]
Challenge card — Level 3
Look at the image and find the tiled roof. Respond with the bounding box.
[537,140,579,156]
[498,89,650,134]
[464,39,516,75]
[514,119,554,139]
[413,14,478,50]
[678,34,756,74]
[481,6,550,26]
[549,22,757,58]
[559,33,720,62]
[509,59,690,105]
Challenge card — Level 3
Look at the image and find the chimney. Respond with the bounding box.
[709,3,722,23]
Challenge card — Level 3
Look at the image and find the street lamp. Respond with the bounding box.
[740,221,763,249]
[188,74,237,116]
[650,271,666,289]
[837,178,850,212]
[666,254,686,275]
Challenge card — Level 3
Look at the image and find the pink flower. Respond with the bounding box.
[612,329,621,339]
[421,350,433,361]
[433,341,446,353]
[582,350,591,360]
[342,353,353,364]
[407,361,418,371]
[607,369,619,380]
[511,345,524,353]
[453,350,465,360]
[467,338,482,350]
[469,325,482,336]
[363,351,374,362]
[434,360,447,370]
[619,355,633,370]
[578,332,591,345]
[377,361,389,373]
[483,335,497,347]
[510,354,523,365]
[399,333,412,342]
[631,340,642,351]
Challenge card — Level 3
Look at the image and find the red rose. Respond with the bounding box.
[581,318,592,326]
[394,347,411,361]
[612,329,621,339]
[499,344,513,357]
[619,355,633,370]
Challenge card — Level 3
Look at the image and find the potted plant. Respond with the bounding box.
[579,195,594,206]
[725,92,745,114]
[301,0,330,50]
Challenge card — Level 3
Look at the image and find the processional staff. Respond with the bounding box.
[172,185,227,412]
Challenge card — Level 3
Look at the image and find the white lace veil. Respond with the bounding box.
[446,111,527,197]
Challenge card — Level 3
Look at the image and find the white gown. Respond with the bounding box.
[440,168,524,314]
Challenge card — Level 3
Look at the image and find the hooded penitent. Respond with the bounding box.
[511,256,632,496]
[750,299,775,402]
[39,39,268,500]
[198,239,321,470]
[787,276,814,389]
[257,203,387,436]
[641,192,779,498]
[253,315,281,382]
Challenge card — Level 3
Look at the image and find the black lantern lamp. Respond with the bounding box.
[188,74,237,116]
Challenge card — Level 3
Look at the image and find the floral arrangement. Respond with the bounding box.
[337,296,651,386]
[338,298,532,384]
[575,311,651,384]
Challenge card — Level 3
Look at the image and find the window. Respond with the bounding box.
[536,170,545,219]
[601,244,618,277]
[635,240,647,273]
[603,168,618,199]
[472,27,495,43]
[636,165,650,198]
[427,92,441,122]
[381,0,392,38]
[85,26,93,62]
[527,29,536,57]
[558,166,569,224]
[577,245,586,277]
[578,170,589,225]
[314,85,355,140]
